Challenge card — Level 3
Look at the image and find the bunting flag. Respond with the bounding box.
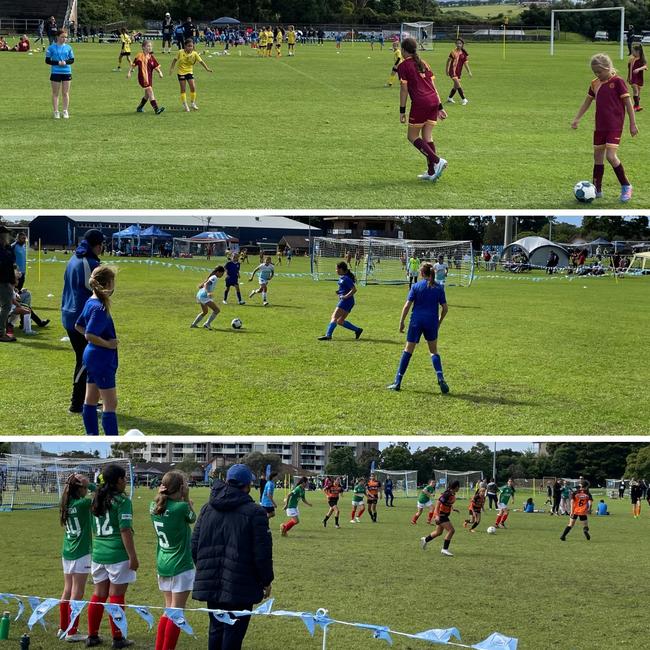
[0,593,518,649]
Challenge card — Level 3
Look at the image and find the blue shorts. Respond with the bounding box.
[225,278,239,288]
[406,320,438,344]
[337,297,354,312]
[86,366,117,390]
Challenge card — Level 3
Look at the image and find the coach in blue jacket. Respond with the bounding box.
[192,464,274,650]
[61,229,104,413]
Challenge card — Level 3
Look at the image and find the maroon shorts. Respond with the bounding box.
[593,130,622,147]
[409,102,438,127]
[629,74,644,87]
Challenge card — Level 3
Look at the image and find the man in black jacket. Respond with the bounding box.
[192,464,273,650]
[0,225,17,343]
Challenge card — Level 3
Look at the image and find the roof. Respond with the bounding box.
[279,235,312,247]
[31,215,320,231]
[505,236,568,255]
[633,252,650,259]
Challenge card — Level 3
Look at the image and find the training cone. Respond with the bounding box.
[124,428,145,438]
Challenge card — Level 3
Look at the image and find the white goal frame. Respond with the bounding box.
[400,21,434,50]
[375,469,418,497]
[550,7,625,60]
[434,469,484,498]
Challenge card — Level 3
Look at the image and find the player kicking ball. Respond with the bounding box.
[249,256,275,306]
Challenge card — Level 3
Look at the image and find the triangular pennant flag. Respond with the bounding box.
[27,597,59,629]
[473,632,518,650]
[353,623,393,645]
[164,608,194,635]
[253,599,274,615]
[14,597,25,622]
[130,605,154,631]
[211,611,236,626]
[411,627,461,644]
[103,603,128,638]
[314,609,333,631]
[27,596,46,628]
[0,594,9,604]
[61,600,87,638]
[300,613,316,637]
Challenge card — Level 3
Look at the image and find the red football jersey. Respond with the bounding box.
[588,75,629,132]
[447,49,468,78]
[133,52,160,87]
[17,39,30,52]
[398,56,439,107]
[628,56,644,86]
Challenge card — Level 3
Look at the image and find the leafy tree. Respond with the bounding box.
[240,452,282,478]
[357,447,381,475]
[380,444,413,470]
[111,442,146,458]
[176,455,203,475]
[325,446,359,480]
[625,446,650,480]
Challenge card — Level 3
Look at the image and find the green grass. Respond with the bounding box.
[0,40,646,208]
[1,485,649,649]
[2,254,649,435]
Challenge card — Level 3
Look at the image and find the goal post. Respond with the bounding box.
[0,455,133,512]
[434,470,484,498]
[374,469,418,497]
[400,21,434,50]
[311,237,474,287]
[550,7,625,60]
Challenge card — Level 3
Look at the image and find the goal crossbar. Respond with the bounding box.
[550,7,625,60]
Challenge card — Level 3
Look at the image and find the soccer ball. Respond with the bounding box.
[487,526,497,535]
[231,318,243,330]
[574,180,597,203]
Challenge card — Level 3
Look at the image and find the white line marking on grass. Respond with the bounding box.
[278,61,342,94]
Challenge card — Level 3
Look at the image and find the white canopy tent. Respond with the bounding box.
[502,236,570,269]
[626,251,650,275]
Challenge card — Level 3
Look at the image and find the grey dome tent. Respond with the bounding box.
[502,236,570,269]
[210,17,240,25]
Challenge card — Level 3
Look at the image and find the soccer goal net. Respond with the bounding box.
[0,455,133,512]
[401,21,434,49]
[311,237,474,287]
[434,470,484,498]
[375,470,418,497]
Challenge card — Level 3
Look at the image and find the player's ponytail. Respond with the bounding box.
[401,37,426,74]
[636,43,647,65]
[336,261,356,284]
[92,464,126,518]
[89,265,117,314]
[153,470,186,515]
[456,38,468,56]
[420,262,435,287]
[60,473,85,527]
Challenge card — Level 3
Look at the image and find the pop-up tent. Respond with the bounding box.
[112,224,142,239]
[626,251,650,274]
[189,231,237,242]
[210,16,240,25]
[502,236,570,268]
[140,225,173,239]
[173,230,238,257]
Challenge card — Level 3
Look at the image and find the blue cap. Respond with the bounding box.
[226,464,255,487]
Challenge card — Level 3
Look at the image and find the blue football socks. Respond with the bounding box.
[82,404,99,436]
[341,320,360,332]
[395,351,412,384]
[326,321,337,337]
[432,353,444,380]
[101,411,119,436]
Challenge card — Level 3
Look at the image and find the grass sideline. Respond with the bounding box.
[1,254,648,435]
[0,40,646,209]
[1,485,648,649]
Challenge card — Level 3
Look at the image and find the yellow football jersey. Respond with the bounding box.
[287,30,296,44]
[259,31,267,46]
[176,49,202,75]
[120,33,131,52]
[276,31,283,44]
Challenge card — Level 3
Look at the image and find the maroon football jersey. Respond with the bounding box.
[398,56,439,107]
[588,75,629,132]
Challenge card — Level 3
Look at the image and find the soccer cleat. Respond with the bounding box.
[62,110,70,119]
[634,106,643,111]
[387,382,401,391]
[238,301,246,305]
[249,290,256,298]
[66,634,88,643]
[595,191,603,199]
[584,531,591,540]
[203,324,212,330]
[182,102,190,112]
[620,185,633,203]
[222,300,228,304]
[112,639,134,649]
[335,524,341,529]
[191,102,199,111]
[418,172,433,180]
[349,519,356,524]
[420,537,428,550]
[54,111,61,119]
[355,328,363,340]
[431,158,448,181]
[323,518,327,527]
[461,98,469,105]
[446,97,455,104]
[317,335,332,341]
[438,378,450,394]
[85,636,103,647]
[560,535,566,541]
[355,516,360,523]
[441,549,454,556]
[136,106,144,113]
[263,301,269,306]
[280,524,287,537]
[155,107,165,115]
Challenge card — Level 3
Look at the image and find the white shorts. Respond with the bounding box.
[158,569,195,593]
[196,291,212,304]
[91,560,137,585]
[285,507,299,518]
[258,279,271,286]
[351,500,364,508]
[497,502,509,511]
[62,554,92,575]
[409,271,418,278]
[417,501,433,510]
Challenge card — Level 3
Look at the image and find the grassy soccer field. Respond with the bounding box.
[1,254,649,435]
[0,39,646,209]
[1,485,649,649]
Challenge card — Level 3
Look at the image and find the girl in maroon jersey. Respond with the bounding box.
[446,39,472,105]
[397,37,448,182]
[127,40,165,114]
[571,53,638,203]
[628,43,647,112]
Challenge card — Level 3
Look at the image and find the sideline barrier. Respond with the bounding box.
[0,592,518,649]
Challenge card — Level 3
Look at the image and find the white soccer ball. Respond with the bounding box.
[231,318,243,330]
[487,526,497,535]
[574,180,596,203]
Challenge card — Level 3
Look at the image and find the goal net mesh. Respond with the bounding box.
[401,21,434,49]
[312,238,474,286]
[0,455,133,512]
[375,470,418,497]
[434,470,484,498]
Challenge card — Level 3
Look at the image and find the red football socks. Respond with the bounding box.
[155,615,169,650]
[108,595,125,639]
[284,518,298,532]
[59,601,70,632]
[164,616,182,650]
[592,164,604,192]
[88,595,106,637]
[613,163,630,186]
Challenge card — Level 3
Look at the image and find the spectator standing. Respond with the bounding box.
[11,231,27,290]
[161,12,174,54]
[46,16,57,44]
[61,229,104,413]
[619,479,626,499]
[552,480,562,515]
[0,225,16,343]
[486,478,498,510]
[384,477,394,507]
[192,464,273,650]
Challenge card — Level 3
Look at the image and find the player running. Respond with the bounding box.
[191,265,225,329]
[495,478,516,529]
[59,473,95,643]
[169,38,213,112]
[222,253,245,305]
[366,473,381,523]
[446,39,472,105]
[150,471,196,650]
[464,487,486,532]
[86,464,138,648]
[127,40,165,114]
[571,53,638,202]
[420,480,461,556]
[115,28,132,71]
[388,262,449,393]
[560,481,593,541]
[249,256,275,306]
[323,476,343,528]
[397,37,448,182]
[628,43,647,111]
[280,476,312,536]
[385,41,404,87]
[318,261,363,341]
[411,479,436,525]
[350,478,366,523]
[261,472,279,518]
[433,254,449,286]
[630,480,642,518]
